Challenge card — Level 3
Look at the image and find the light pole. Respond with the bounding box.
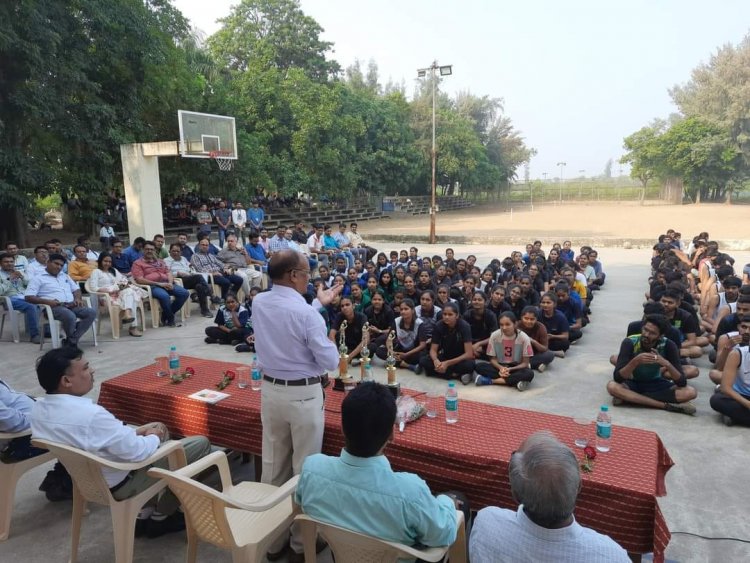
[578,169,585,198]
[557,162,566,202]
[418,61,452,244]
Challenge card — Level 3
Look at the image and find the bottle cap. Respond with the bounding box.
[170,346,176,351]
[448,382,455,387]
[601,405,609,411]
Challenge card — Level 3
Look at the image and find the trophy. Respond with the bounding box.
[360,322,372,382]
[384,330,400,398]
[334,320,353,391]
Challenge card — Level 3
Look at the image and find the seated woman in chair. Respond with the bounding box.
[89,252,146,337]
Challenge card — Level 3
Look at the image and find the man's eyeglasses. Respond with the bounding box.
[288,268,311,278]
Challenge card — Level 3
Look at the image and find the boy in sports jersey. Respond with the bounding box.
[710,316,750,426]
[607,315,697,415]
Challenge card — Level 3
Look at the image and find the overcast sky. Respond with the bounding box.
[173,0,750,180]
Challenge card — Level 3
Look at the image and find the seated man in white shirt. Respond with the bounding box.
[470,431,629,562]
[296,381,464,563]
[31,347,212,538]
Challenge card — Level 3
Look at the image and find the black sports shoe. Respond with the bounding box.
[146,512,185,538]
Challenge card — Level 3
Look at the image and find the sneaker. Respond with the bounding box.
[165,320,182,328]
[210,296,222,304]
[460,373,472,385]
[553,350,566,359]
[612,397,624,406]
[722,415,734,427]
[664,401,696,415]
[204,337,217,344]
[537,363,546,373]
[190,293,199,303]
[235,343,254,353]
[516,381,529,392]
[146,512,186,538]
[475,374,492,386]
[201,309,213,318]
[30,335,41,344]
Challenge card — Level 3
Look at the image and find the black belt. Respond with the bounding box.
[109,470,135,494]
[263,375,322,386]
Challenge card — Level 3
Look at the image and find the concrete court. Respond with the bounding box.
[1,243,749,562]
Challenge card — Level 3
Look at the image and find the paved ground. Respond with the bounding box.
[1,243,749,562]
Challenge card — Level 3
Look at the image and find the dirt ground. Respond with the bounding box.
[360,201,750,247]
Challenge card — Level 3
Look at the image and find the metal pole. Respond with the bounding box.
[430,62,437,244]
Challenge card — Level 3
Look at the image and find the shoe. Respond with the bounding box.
[664,401,696,415]
[516,381,529,392]
[553,350,566,358]
[722,415,734,427]
[537,363,546,373]
[414,362,424,375]
[146,512,186,539]
[121,316,135,324]
[190,293,199,303]
[201,309,213,318]
[135,518,149,537]
[204,337,217,344]
[460,373,472,385]
[266,539,290,561]
[210,296,222,304]
[235,343,254,353]
[30,335,41,344]
[128,327,143,337]
[612,397,624,406]
[287,538,328,562]
[165,320,182,328]
[475,375,492,386]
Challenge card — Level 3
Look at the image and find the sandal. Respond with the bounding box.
[128,327,143,337]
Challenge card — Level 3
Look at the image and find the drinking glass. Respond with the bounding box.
[425,390,440,418]
[236,366,250,389]
[573,417,592,448]
[155,356,169,378]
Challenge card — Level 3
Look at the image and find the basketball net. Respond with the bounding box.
[209,150,234,172]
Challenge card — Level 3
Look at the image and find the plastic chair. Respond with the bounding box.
[37,296,99,349]
[84,279,146,339]
[31,437,187,563]
[148,451,298,563]
[295,510,466,563]
[133,281,187,328]
[0,430,55,541]
[0,297,22,343]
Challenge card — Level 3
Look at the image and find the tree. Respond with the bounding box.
[603,158,613,178]
[620,126,663,188]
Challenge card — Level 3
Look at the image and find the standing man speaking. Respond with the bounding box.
[253,249,340,560]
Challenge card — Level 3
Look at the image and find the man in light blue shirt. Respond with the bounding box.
[323,224,353,268]
[296,381,460,554]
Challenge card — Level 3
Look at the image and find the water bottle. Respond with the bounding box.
[595,405,611,452]
[445,382,459,424]
[250,354,262,391]
[168,346,180,378]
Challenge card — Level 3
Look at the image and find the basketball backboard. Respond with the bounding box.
[178,110,237,159]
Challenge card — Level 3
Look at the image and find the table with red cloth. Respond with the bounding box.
[98,356,673,561]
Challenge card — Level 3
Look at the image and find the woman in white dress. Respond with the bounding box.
[90,252,146,336]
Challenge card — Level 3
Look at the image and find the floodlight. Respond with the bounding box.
[439,65,452,76]
[417,69,427,78]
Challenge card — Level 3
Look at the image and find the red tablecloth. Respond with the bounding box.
[99,356,673,561]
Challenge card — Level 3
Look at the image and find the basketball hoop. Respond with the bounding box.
[209,150,234,172]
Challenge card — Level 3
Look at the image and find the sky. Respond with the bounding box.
[172,0,750,180]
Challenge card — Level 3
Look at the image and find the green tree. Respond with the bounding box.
[620,125,664,188]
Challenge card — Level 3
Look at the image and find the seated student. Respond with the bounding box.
[375,299,428,371]
[416,290,442,322]
[329,296,368,364]
[419,303,475,381]
[487,284,510,317]
[660,287,707,358]
[560,240,575,262]
[526,262,548,294]
[393,264,407,289]
[364,292,395,352]
[473,312,534,391]
[31,347,212,536]
[296,382,463,556]
[416,269,435,294]
[346,268,362,292]
[349,283,365,313]
[555,282,583,343]
[470,431,629,563]
[710,315,750,426]
[463,292,498,360]
[402,274,421,302]
[504,283,528,319]
[517,274,541,306]
[68,245,96,286]
[204,294,250,345]
[378,269,396,303]
[587,248,606,287]
[479,268,496,293]
[606,314,697,415]
[517,305,555,372]
[435,284,456,312]
[375,252,390,274]
[703,274,741,336]
[539,291,570,358]
[432,264,451,288]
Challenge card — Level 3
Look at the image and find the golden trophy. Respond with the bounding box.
[384,330,400,398]
[360,322,372,382]
[334,320,354,391]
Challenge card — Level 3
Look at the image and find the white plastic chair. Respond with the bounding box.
[295,510,466,563]
[0,430,55,541]
[134,281,187,328]
[84,279,146,339]
[31,437,187,563]
[148,451,298,563]
[37,296,98,349]
[0,296,22,343]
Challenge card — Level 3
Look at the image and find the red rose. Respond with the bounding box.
[225,370,236,380]
[583,446,597,460]
[184,367,195,376]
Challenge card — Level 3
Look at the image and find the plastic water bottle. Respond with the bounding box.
[445,382,459,424]
[250,355,262,391]
[168,346,180,378]
[595,405,611,452]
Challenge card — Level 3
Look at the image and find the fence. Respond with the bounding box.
[501,180,664,207]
